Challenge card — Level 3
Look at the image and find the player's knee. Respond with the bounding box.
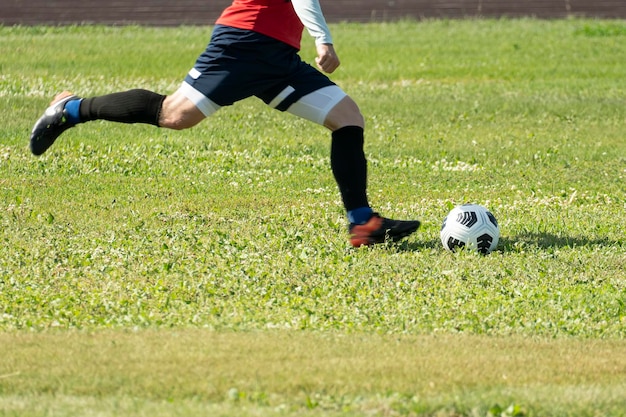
[159,114,192,130]
[324,96,365,131]
[158,93,206,130]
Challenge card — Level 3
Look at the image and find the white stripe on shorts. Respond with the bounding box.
[179,81,221,117]
[269,86,296,109]
[188,68,202,80]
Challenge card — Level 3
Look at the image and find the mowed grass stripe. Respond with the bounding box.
[2,330,626,416]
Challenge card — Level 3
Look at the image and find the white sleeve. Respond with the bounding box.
[291,0,333,45]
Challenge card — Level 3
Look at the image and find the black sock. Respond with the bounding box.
[330,126,370,212]
[79,89,166,126]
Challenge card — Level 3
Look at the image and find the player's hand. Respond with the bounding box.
[315,43,340,73]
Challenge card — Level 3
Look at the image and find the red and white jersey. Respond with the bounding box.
[216,0,304,50]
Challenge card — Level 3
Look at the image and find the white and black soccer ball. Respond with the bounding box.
[440,204,500,255]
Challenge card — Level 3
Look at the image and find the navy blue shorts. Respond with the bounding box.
[180,25,342,119]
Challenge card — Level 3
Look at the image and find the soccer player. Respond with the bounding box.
[30,0,420,247]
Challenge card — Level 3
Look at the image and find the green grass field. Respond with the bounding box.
[1,19,625,416]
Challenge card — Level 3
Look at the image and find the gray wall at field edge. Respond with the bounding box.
[1,0,626,25]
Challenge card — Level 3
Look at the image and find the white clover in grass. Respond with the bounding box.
[302,187,332,195]
[432,158,483,172]
[0,146,11,162]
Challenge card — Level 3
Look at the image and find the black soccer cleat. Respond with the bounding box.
[30,91,80,155]
[349,213,420,247]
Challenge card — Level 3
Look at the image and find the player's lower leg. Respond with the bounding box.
[30,89,165,155]
[78,89,165,124]
[330,126,420,247]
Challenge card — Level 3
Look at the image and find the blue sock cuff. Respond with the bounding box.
[64,99,82,125]
[348,206,374,225]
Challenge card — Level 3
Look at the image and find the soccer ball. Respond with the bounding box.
[440,204,500,255]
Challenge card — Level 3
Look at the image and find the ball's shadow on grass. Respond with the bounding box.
[500,232,621,251]
[395,232,620,253]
